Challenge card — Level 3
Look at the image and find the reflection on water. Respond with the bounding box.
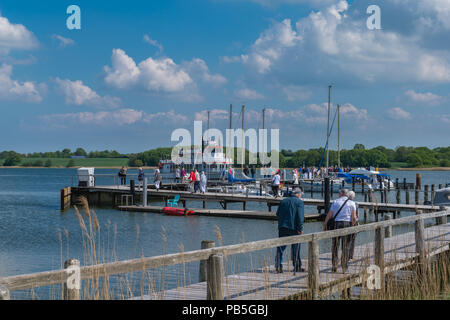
[0,168,448,299]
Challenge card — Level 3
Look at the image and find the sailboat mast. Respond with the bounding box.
[326,85,332,176]
[337,104,341,169]
[241,105,245,171]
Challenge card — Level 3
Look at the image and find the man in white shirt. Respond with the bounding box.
[272,169,281,198]
[323,189,357,273]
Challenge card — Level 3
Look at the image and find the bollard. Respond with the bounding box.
[130,179,135,194]
[416,173,421,190]
[405,187,410,205]
[384,215,392,238]
[431,184,435,203]
[424,185,429,203]
[206,254,224,300]
[0,285,10,300]
[199,241,215,282]
[64,259,81,300]
[415,189,419,205]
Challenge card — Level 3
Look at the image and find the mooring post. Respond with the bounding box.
[405,187,410,205]
[142,178,147,207]
[431,184,435,203]
[415,211,426,274]
[374,227,385,289]
[352,177,355,192]
[395,178,399,189]
[199,240,215,282]
[324,177,330,215]
[384,214,392,238]
[368,189,373,215]
[415,189,419,205]
[64,259,81,300]
[206,254,224,300]
[403,178,407,190]
[384,189,388,204]
[424,185,429,203]
[0,285,10,300]
[388,178,391,191]
[308,235,319,299]
[416,173,422,191]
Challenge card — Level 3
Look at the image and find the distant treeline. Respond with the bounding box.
[127,145,450,168]
[1,145,449,168]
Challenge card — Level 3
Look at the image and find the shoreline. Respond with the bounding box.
[1,166,449,171]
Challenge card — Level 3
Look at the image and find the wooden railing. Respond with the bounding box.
[0,207,448,300]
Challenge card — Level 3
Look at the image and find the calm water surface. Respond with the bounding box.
[0,168,448,299]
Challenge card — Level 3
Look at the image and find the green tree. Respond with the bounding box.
[44,159,52,167]
[75,148,87,156]
[3,153,22,166]
[407,153,423,168]
[353,144,365,150]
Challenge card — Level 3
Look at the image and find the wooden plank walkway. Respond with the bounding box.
[134,223,450,300]
[72,186,442,212]
[117,205,322,221]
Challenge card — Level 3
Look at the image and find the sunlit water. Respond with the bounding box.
[0,168,448,299]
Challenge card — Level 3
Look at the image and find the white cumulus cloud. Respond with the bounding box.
[0,64,43,102]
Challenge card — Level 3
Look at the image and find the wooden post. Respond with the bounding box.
[384,189,388,204]
[0,285,10,300]
[308,235,319,299]
[403,178,407,190]
[438,184,442,190]
[415,211,426,274]
[142,178,147,207]
[203,200,206,209]
[310,180,314,198]
[416,173,422,190]
[405,187,410,205]
[364,193,368,222]
[206,254,224,300]
[64,259,81,300]
[424,185,429,203]
[374,227,385,289]
[384,215,392,238]
[380,189,384,203]
[388,178,391,191]
[431,184,435,203]
[199,240,215,282]
[352,177,355,192]
[395,178,399,189]
[324,177,330,215]
[243,201,246,211]
[362,180,365,194]
[415,189,419,205]
[436,206,447,225]
[368,189,373,215]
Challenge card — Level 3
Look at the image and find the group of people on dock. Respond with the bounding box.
[275,187,358,274]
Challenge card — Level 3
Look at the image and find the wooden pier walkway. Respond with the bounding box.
[1,209,449,300]
[137,222,450,300]
[70,185,442,213]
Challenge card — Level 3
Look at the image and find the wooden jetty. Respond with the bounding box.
[117,205,322,221]
[68,185,442,214]
[1,209,448,300]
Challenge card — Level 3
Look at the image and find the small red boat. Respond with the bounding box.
[163,207,195,216]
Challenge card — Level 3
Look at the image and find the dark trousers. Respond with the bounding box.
[194,181,200,193]
[275,228,302,271]
[332,221,352,271]
[272,185,279,197]
[119,175,126,185]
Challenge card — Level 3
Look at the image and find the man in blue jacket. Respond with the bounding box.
[275,187,305,273]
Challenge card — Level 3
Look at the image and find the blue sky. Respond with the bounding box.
[0,0,449,153]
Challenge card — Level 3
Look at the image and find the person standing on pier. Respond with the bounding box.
[189,169,196,192]
[272,169,281,197]
[250,165,256,179]
[347,191,358,260]
[323,189,357,273]
[154,169,162,191]
[181,167,186,182]
[200,171,207,194]
[138,167,145,190]
[118,166,127,185]
[243,165,250,178]
[275,187,305,273]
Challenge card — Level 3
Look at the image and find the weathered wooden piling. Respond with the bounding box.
[206,254,224,300]
[308,235,319,299]
[64,259,80,300]
[199,241,215,282]
[431,185,435,203]
[415,211,426,274]
[405,187,410,205]
[416,173,422,190]
[415,189,419,205]
[384,215,392,238]
[374,227,385,289]
[424,185,429,203]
